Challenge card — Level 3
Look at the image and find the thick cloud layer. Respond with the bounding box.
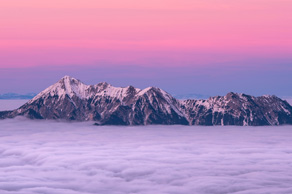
[0,118,292,194]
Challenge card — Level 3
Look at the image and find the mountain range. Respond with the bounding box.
[1,76,292,126]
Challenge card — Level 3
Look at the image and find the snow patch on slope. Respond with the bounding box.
[101,85,141,101]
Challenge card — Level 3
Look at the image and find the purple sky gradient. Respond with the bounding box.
[1,0,291,97]
[1,58,291,97]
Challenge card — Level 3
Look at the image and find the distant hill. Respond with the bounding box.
[0,93,36,100]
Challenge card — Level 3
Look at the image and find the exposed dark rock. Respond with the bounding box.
[181,93,292,126]
[0,111,13,119]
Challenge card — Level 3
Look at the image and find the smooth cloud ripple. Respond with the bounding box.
[0,118,292,194]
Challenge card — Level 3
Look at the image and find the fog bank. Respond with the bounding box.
[0,118,292,194]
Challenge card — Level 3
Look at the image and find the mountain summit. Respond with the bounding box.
[1,76,292,126]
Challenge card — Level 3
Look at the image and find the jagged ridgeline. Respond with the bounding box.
[1,76,292,126]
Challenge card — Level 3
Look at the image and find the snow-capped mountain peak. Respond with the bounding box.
[2,76,292,126]
[30,76,89,102]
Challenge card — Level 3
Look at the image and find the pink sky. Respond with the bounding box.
[1,0,292,97]
[1,0,291,68]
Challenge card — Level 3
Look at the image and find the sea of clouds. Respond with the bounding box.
[0,117,292,194]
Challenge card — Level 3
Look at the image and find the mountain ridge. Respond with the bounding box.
[1,76,292,126]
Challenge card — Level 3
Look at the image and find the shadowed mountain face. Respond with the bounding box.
[181,93,292,126]
[1,76,292,126]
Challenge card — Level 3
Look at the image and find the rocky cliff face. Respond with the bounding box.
[180,93,292,126]
[2,76,188,125]
[1,76,292,126]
